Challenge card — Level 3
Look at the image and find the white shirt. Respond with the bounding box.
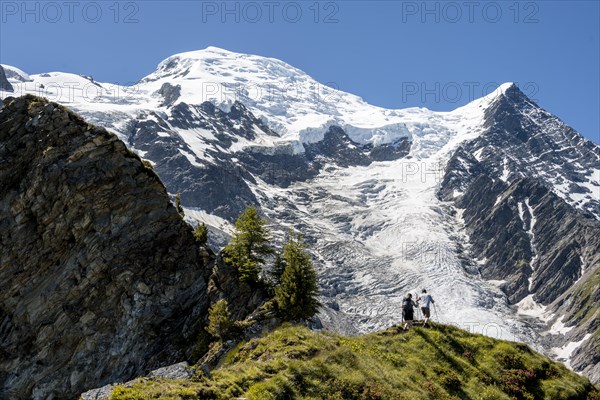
[419,294,433,308]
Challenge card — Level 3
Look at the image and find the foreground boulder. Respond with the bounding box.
[0,96,211,399]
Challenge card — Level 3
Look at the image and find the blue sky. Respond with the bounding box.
[1,1,598,143]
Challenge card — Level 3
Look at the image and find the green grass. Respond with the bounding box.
[567,268,599,326]
[110,323,598,400]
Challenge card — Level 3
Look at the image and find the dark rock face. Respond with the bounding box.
[439,84,600,382]
[441,84,600,218]
[157,82,181,107]
[449,176,600,304]
[207,256,268,321]
[123,102,273,221]
[304,126,371,167]
[236,150,320,188]
[125,102,411,220]
[571,336,600,384]
[0,66,14,92]
[236,126,411,189]
[439,85,600,304]
[366,138,411,162]
[560,263,600,383]
[0,96,211,399]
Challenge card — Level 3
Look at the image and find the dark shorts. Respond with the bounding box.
[403,310,414,321]
[421,307,430,318]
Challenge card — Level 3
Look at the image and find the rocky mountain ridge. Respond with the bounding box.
[438,85,600,382]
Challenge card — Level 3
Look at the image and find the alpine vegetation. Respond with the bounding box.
[275,230,321,321]
[223,206,273,283]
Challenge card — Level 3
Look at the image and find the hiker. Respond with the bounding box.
[402,293,417,330]
[417,289,435,327]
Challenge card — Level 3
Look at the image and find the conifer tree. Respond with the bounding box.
[275,230,320,320]
[224,206,272,283]
[194,222,209,246]
[206,299,232,340]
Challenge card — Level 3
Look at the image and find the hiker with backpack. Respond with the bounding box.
[402,293,417,330]
[417,289,435,327]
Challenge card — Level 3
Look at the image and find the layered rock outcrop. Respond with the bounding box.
[0,96,211,399]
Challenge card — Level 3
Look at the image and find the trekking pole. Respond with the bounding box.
[433,303,439,322]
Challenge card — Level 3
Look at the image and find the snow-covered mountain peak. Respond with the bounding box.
[444,79,600,219]
[451,81,515,115]
[138,47,381,139]
[0,50,562,162]
[147,46,306,83]
[135,50,525,156]
[1,47,522,156]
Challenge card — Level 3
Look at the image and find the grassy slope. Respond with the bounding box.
[110,323,598,400]
[565,267,599,328]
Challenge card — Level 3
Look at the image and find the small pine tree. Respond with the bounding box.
[174,193,184,217]
[207,299,232,340]
[194,222,209,246]
[275,230,320,320]
[224,206,272,283]
[238,258,260,284]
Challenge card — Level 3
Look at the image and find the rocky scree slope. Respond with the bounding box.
[0,95,211,399]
